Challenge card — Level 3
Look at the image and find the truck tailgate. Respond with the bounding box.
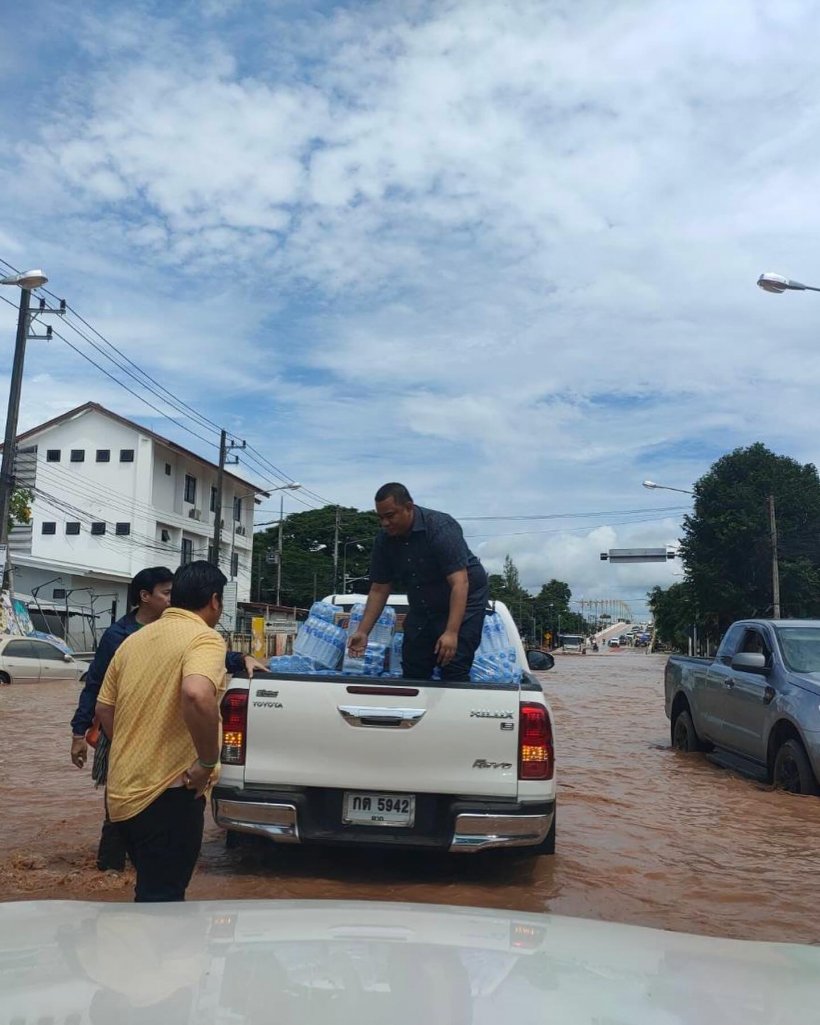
[244,676,520,798]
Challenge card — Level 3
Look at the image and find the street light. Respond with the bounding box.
[757,272,820,294]
[342,538,369,592]
[642,480,694,496]
[0,269,47,586]
[274,483,301,606]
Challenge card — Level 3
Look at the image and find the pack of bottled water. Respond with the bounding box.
[294,615,347,669]
[308,601,343,623]
[343,641,388,676]
[343,604,397,674]
[478,613,509,655]
[267,654,323,674]
[470,650,522,684]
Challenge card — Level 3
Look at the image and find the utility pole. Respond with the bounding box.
[276,491,285,605]
[333,507,341,593]
[0,271,61,596]
[210,434,243,568]
[768,494,781,619]
[211,430,227,567]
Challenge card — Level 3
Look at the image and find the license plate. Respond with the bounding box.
[342,791,415,828]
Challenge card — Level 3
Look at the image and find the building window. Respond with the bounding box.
[115,522,131,536]
[210,486,217,513]
[233,496,242,521]
[70,449,85,463]
[181,537,193,564]
[41,521,56,535]
[119,449,135,463]
[65,522,81,535]
[184,474,197,504]
[91,522,106,536]
[165,463,172,476]
[96,449,110,462]
[231,552,239,577]
[46,449,60,462]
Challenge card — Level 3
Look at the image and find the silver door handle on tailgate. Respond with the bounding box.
[338,705,426,728]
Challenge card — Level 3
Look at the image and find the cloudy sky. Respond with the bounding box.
[1,0,818,616]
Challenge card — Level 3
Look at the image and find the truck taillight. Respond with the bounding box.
[221,689,248,765]
[518,702,554,780]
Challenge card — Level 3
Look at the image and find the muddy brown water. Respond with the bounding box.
[2,652,818,944]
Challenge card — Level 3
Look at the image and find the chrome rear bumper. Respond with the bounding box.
[213,789,553,853]
[213,798,300,843]
[449,812,552,852]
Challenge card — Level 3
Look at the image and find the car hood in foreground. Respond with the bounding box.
[1,899,817,1024]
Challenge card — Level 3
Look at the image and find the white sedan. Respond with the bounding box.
[0,635,87,684]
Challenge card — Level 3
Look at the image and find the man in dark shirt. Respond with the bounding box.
[348,483,488,681]
[70,565,268,870]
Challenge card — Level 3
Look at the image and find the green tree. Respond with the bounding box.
[252,505,379,608]
[647,582,695,651]
[8,487,32,531]
[678,443,820,634]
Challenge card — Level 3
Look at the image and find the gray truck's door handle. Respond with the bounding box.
[338,705,426,728]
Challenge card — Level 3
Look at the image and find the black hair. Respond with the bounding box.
[128,566,174,608]
[171,560,227,611]
[375,482,413,505]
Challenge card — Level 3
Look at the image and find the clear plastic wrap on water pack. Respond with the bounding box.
[342,603,396,675]
[343,641,388,676]
[294,603,346,669]
[470,613,522,683]
[470,650,522,684]
[267,654,323,674]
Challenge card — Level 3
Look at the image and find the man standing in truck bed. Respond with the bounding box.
[348,483,488,681]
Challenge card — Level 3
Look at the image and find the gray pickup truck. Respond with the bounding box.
[665,619,820,795]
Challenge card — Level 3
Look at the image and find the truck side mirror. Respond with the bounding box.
[731,652,767,672]
[526,650,555,672]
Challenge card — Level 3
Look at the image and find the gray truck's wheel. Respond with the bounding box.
[773,739,820,796]
[672,709,701,752]
[0,672,10,685]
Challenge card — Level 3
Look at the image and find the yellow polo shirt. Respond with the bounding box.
[99,607,227,822]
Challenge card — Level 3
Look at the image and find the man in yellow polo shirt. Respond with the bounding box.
[96,561,228,902]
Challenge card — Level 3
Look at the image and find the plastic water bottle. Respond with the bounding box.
[390,632,404,677]
[371,607,396,647]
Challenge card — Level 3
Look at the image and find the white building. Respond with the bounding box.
[7,402,265,645]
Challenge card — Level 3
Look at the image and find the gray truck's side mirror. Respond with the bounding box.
[731,652,767,672]
[526,650,555,672]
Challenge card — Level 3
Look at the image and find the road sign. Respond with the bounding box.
[601,548,675,563]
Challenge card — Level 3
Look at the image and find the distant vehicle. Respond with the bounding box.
[607,638,620,648]
[665,618,820,795]
[0,636,87,685]
[558,633,586,654]
[618,634,630,646]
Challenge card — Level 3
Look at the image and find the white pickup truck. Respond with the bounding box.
[212,595,557,855]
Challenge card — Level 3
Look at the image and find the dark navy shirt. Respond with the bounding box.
[370,505,488,615]
[70,611,247,735]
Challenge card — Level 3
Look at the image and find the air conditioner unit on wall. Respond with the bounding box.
[188,508,202,521]
[161,529,171,543]
[236,525,247,536]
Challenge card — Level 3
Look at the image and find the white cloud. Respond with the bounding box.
[2,0,820,606]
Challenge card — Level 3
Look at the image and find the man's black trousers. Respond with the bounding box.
[402,602,486,682]
[117,787,205,902]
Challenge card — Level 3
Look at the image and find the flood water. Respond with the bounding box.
[2,652,819,944]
